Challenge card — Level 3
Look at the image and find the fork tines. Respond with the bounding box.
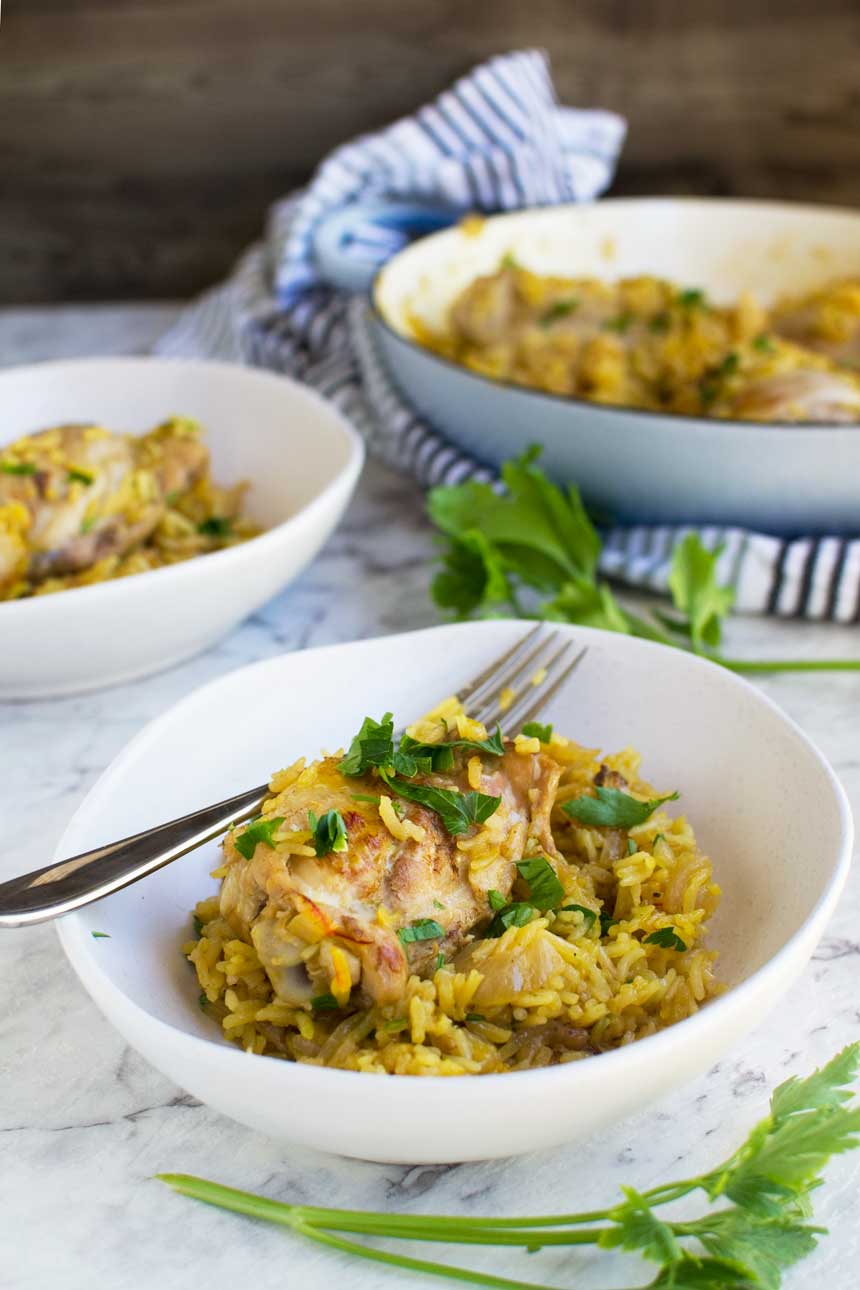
[458,626,587,736]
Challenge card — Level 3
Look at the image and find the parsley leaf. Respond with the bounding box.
[398,919,445,945]
[67,467,94,485]
[521,721,552,742]
[604,310,633,334]
[234,815,284,860]
[308,808,348,858]
[668,534,735,653]
[384,776,500,836]
[753,332,775,353]
[1,460,36,476]
[600,911,619,936]
[515,856,564,910]
[600,1186,681,1264]
[429,446,602,602]
[540,298,580,327]
[198,516,233,538]
[91,930,111,939]
[678,287,707,309]
[563,787,679,828]
[399,726,504,767]
[487,889,506,911]
[559,903,597,930]
[690,1208,821,1289]
[485,901,538,938]
[310,993,339,1011]
[339,713,395,776]
[645,927,688,951]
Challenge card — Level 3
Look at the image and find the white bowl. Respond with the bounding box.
[0,357,364,698]
[372,198,860,532]
[57,621,852,1163]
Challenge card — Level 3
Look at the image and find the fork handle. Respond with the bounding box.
[0,782,269,928]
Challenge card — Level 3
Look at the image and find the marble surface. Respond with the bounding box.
[2,305,859,1290]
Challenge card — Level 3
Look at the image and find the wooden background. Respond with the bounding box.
[4,0,860,303]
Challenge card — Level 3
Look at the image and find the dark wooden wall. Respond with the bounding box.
[4,0,860,303]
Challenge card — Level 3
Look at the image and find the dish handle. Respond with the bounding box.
[312,201,465,294]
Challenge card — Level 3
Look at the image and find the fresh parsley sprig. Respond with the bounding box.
[159,1043,860,1290]
[428,448,860,673]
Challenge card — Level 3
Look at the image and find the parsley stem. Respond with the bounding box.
[718,657,860,673]
[158,1175,561,1290]
[294,1221,564,1287]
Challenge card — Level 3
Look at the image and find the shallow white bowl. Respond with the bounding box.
[57,621,852,1163]
[0,357,364,698]
[372,198,860,532]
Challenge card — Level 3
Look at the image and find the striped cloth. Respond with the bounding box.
[156,49,860,622]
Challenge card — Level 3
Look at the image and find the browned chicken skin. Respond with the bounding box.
[220,742,563,1009]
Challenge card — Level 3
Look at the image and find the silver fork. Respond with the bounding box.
[0,627,586,928]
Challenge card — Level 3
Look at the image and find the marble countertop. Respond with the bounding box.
[2,305,859,1290]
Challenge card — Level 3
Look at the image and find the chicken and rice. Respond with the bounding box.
[186,700,720,1075]
[0,417,258,601]
[412,265,860,423]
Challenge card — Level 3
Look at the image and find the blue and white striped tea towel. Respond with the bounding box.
[157,48,860,623]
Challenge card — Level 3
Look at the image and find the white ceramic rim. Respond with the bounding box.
[56,622,855,1100]
[372,195,860,431]
[0,356,366,620]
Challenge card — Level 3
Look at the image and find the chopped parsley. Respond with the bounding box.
[515,856,564,910]
[192,915,204,937]
[1,460,36,476]
[465,1013,486,1023]
[198,991,208,1010]
[435,951,445,971]
[339,713,398,776]
[753,332,775,353]
[384,776,500,836]
[539,298,580,327]
[627,837,638,856]
[399,726,505,767]
[500,252,519,270]
[559,903,597,930]
[80,515,97,534]
[678,288,706,309]
[310,993,339,1011]
[397,919,445,945]
[604,310,633,334]
[521,721,552,742]
[350,793,380,804]
[308,808,348,858]
[649,311,671,334]
[645,927,688,951]
[599,911,619,937]
[234,814,285,860]
[198,516,233,538]
[432,899,445,910]
[563,787,679,829]
[91,930,111,939]
[485,901,537,939]
[67,467,94,486]
[487,889,506,911]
